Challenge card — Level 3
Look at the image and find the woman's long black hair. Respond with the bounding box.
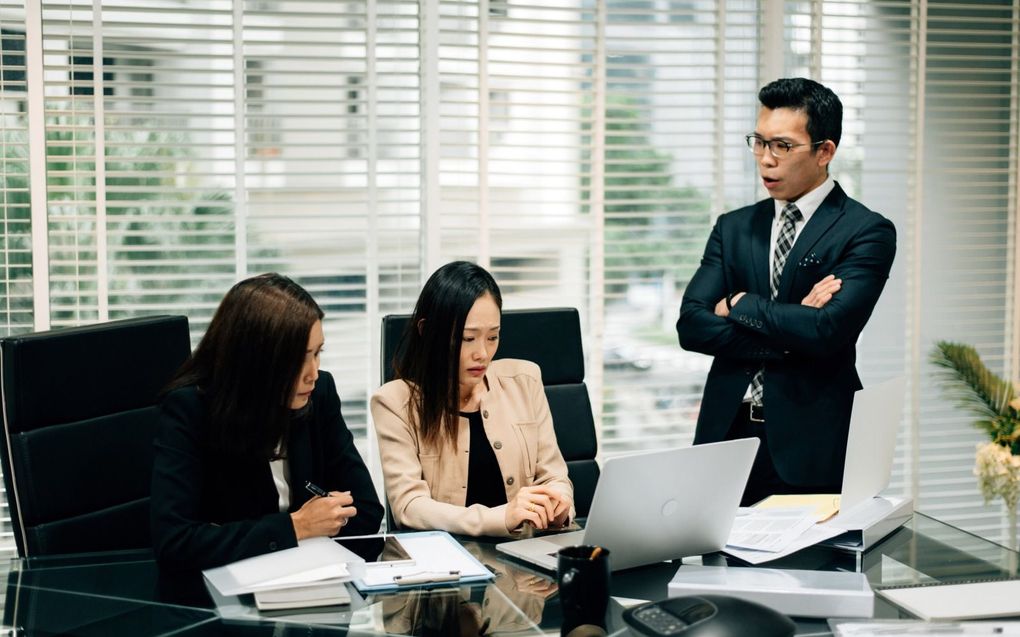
[166,273,324,458]
[394,261,502,448]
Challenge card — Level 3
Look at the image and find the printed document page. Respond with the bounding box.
[726,506,817,552]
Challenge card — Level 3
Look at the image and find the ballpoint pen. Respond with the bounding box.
[393,570,461,586]
[305,480,330,498]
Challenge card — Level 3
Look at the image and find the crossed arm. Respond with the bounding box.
[678,215,896,360]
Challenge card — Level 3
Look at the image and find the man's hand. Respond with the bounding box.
[801,274,842,308]
[714,292,745,317]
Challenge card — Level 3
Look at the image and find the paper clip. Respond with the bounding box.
[392,570,461,586]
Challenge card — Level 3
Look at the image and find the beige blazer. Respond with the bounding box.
[371,358,573,537]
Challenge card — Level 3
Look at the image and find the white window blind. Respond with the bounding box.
[435,0,595,312]
[0,7,32,336]
[600,0,760,454]
[41,0,238,330]
[0,0,31,560]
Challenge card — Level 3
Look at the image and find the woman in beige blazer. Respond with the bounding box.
[371,261,574,537]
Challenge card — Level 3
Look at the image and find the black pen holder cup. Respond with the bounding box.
[557,545,610,637]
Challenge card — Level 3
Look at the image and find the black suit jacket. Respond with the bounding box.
[677,183,896,487]
[151,371,383,571]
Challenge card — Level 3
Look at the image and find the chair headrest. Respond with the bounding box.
[382,307,584,385]
[1,315,191,433]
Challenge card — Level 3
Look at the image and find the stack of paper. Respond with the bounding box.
[254,581,351,611]
[203,536,364,605]
[722,496,913,564]
[724,507,845,564]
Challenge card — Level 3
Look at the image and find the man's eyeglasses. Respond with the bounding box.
[745,135,824,158]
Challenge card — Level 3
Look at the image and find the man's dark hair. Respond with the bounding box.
[395,260,503,448]
[759,78,842,148]
[167,272,324,458]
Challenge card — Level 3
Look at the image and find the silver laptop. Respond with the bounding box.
[496,438,759,571]
[838,376,906,513]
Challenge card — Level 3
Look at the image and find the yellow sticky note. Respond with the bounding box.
[754,494,841,522]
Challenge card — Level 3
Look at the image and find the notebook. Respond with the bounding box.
[496,438,759,571]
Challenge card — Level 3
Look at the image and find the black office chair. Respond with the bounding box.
[0,315,191,556]
[380,307,599,518]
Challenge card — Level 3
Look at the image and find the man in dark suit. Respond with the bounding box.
[677,78,896,506]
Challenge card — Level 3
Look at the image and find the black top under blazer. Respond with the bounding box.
[151,371,383,571]
[677,183,896,488]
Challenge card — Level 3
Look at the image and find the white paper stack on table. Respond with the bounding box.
[203,536,364,610]
[254,581,351,611]
[723,377,913,564]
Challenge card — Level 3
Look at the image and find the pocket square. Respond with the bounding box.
[799,252,822,267]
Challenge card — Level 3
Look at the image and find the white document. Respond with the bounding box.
[826,495,906,530]
[877,580,1020,621]
[204,536,362,596]
[726,507,817,552]
[359,533,490,588]
[255,562,350,590]
[722,524,846,565]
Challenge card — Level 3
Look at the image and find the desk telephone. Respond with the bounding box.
[622,595,795,637]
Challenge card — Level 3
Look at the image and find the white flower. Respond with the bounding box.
[974,442,1020,510]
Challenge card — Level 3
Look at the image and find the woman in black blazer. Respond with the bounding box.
[151,273,383,571]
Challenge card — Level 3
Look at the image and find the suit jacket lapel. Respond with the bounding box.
[750,200,773,295]
[777,183,848,301]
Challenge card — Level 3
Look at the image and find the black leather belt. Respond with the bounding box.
[749,403,765,423]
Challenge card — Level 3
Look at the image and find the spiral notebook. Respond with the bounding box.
[877,579,1020,621]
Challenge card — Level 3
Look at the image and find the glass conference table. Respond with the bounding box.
[2,512,1017,636]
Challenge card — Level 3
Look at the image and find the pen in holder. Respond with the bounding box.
[558,545,610,636]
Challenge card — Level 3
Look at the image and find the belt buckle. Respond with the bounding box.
[749,404,765,423]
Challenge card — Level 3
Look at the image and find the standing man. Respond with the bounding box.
[677,78,896,506]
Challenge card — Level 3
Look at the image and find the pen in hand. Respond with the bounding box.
[305,480,330,498]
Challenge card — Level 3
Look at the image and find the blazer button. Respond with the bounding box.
[506,477,514,485]
[269,541,278,551]
[493,441,502,450]
[482,410,489,419]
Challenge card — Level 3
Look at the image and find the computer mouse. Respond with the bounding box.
[622,594,796,637]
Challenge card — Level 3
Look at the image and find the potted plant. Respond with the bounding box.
[930,341,1020,551]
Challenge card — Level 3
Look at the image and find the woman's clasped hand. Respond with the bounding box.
[506,485,573,531]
